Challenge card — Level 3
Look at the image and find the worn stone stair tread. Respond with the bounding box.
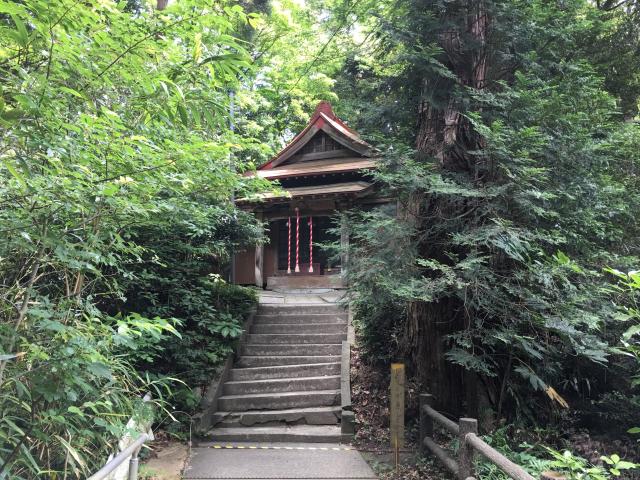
[241,345,343,357]
[246,333,346,345]
[243,342,344,347]
[224,375,340,395]
[254,314,348,324]
[212,406,342,427]
[219,389,340,401]
[251,323,348,334]
[226,374,340,386]
[205,424,344,443]
[217,389,341,411]
[258,305,345,315]
[236,355,340,367]
[256,310,348,320]
[230,362,341,381]
[244,342,344,346]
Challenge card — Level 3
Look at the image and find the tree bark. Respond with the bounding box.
[411,0,489,416]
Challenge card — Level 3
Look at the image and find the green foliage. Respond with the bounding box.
[0,307,175,478]
[474,429,553,480]
[124,277,256,391]
[0,0,262,476]
[475,428,639,480]
[543,449,639,479]
[333,0,640,430]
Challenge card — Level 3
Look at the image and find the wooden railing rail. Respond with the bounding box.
[419,393,561,480]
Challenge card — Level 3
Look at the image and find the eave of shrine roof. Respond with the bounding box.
[252,158,377,180]
[237,181,373,204]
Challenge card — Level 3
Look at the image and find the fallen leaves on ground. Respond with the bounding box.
[350,344,454,479]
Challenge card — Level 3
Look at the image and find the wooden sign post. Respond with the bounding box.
[390,363,405,470]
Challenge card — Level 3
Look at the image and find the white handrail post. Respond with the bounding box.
[128,446,141,480]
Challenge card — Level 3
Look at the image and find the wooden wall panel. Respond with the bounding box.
[234,247,256,285]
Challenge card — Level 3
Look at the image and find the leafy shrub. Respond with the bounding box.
[475,427,639,480]
[125,278,257,390]
[113,201,260,403]
[0,302,175,478]
[546,449,638,480]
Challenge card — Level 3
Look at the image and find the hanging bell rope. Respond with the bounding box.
[287,216,292,274]
[308,216,314,273]
[295,208,300,273]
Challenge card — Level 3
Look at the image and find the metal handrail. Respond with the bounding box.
[87,393,153,480]
[87,432,150,480]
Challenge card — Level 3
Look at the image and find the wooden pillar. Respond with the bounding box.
[255,212,264,288]
[340,216,349,280]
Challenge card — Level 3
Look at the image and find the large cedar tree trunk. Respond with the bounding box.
[409,0,489,417]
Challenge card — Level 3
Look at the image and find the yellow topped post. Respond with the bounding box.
[390,363,405,459]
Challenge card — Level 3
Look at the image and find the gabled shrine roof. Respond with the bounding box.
[257,101,377,172]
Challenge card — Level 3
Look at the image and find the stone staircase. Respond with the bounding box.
[206,302,349,443]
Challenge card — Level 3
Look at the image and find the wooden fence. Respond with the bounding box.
[419,393,564,480]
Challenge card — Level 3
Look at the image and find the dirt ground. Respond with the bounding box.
[140,440,190,480]
[350,344,453,480]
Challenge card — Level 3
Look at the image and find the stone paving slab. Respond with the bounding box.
[182,443,377,479]
[258,290,345,305]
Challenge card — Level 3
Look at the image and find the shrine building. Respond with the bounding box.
[233,101,385,289]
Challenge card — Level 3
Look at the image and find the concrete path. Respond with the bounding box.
[182,442,377,479]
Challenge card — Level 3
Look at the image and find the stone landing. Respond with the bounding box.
[183,443,376,479]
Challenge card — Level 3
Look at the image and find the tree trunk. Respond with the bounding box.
[411,0,489,416]
[157,0,169,10]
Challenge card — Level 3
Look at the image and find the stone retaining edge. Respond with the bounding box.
[195,306,258,434]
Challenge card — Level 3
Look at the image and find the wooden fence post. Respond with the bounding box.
[458,417,478,480]
[419,393,434,454]
[390,363,405,451]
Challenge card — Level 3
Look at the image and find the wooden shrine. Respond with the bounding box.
[233,101,384,289]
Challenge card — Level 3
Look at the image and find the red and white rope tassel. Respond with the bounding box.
[287,216,292,274]
[295,208,300,273]
[308,216,313,273]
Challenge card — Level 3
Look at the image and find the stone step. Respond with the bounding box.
[241,343,342,356]
[251,322,347,334]
[258,304,345,315]
[236,355,340,368]
[246,333,345,345]
[229,362,341,381]
[224,375,340,396]
[212,406,342,428]
[205,425,344,443]
[218,390,340,411]
[254,313,348,324]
